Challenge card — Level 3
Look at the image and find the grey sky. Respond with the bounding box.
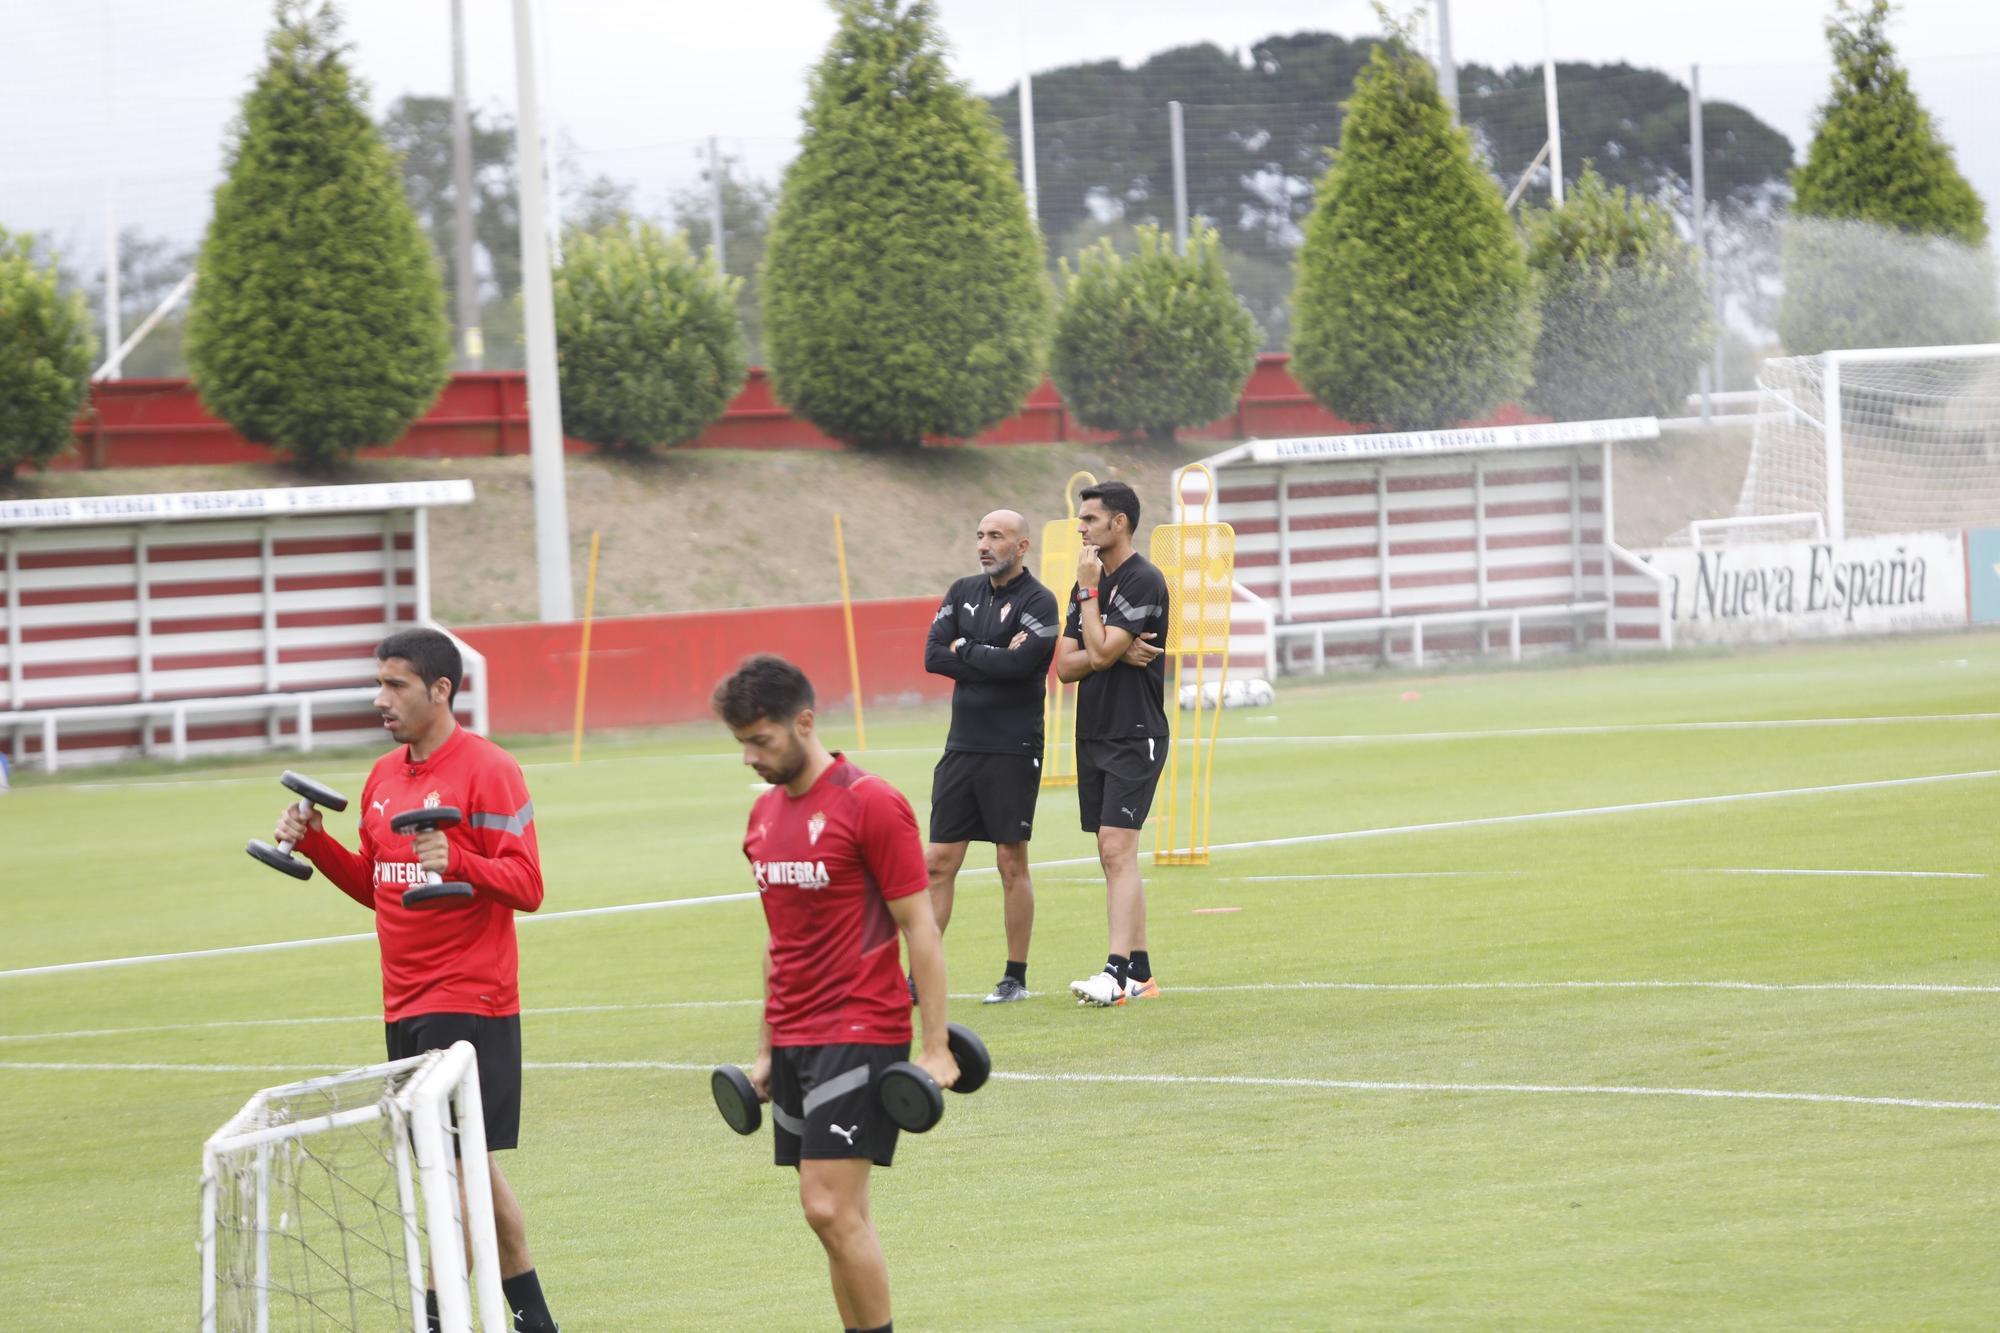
[6,0,1999,267]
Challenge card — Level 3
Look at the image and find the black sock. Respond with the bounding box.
[857,1324,892,1333]
[1004,959,1027,985]
[425,1289,441,1333]
[1105,953,1128,986]
[502,1269,557,1333]
[1129,950,1152,983]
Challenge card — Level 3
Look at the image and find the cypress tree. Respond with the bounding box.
[1290,40,1538,431]
[1050,224,1261,442]
[187,1,450,468]
[554,221,746,451]
[0,229,95,483]
[760,0,1049,449]
[1524,168,1713,421]
[1778,0,1996,354]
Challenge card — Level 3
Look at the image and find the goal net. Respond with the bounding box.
[1737,343,2000,540]
[199,1041,505,1333]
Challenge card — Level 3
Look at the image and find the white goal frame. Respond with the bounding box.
[198,1041,506,1333]
[1754,341,2000,541]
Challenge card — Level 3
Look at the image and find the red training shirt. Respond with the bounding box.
[297,726,544,1022]
[742,754,928,1047]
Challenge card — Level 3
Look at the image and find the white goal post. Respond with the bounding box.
[1739,342,2000,541]
[199,1041,506,1333]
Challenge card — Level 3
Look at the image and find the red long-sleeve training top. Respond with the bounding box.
[296,726,543,1022]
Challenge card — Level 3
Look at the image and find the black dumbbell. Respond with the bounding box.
[388,807,475,908]
[877,1024,991,1133]
[246,771,351,880]
[711,1023,991,1138]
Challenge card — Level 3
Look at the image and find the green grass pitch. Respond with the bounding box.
[2,634,1996,1328]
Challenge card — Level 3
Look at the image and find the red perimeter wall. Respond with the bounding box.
[454,595,950,735]
[61,356,1536,470]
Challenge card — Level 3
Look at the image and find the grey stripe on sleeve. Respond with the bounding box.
[468,800,534,835]
[1109,589,1160,620]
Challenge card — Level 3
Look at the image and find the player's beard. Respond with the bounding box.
[755,733,809,788]
[984,551,1018,583]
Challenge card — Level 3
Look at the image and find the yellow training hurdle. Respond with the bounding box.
[1150,463,1235,866]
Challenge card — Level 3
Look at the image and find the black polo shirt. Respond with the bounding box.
[1065,550,1170,740]
[924,567,1060,755]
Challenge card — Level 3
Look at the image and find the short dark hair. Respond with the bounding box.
[712,654,816,728]
[376,628,462,703]
[1079,480,1141,535]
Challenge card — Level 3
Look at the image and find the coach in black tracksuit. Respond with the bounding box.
[923,508,1060,1004]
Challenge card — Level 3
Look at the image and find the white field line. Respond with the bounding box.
[3,978,1992,1046]
[34,711,2000,794]
[8,766,1996,980]
[1224,871,1530,882]
[0,1058,1992,1114]
[1673,868,1986,880]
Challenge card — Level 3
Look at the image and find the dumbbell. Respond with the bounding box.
[245,770,351,880]
[711,1023,992,1137]
[388,807,474,908]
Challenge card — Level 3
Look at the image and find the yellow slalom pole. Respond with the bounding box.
[833,512,867,752]
[570,530,602,765]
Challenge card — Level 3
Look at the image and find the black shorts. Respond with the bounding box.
[384,1012,523,1152]
[928,750,1041,844]
[770,1042,909,1168]
[1077,736,1168,833]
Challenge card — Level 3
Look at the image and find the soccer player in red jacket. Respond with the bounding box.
[274,628,559,1333]
[715,654,958,1333]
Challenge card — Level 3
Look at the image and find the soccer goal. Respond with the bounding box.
[199,1041,506,1333]
[1737,342,2000,540]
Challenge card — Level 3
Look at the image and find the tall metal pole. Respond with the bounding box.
[708,136,727,275]
[100,0,122,380]
[1435,0,1459,123]
[513,0,574,621]
[1689,64,1710,423]
[1018,1,1039,226]
[538,0,563,266]
[450,0,483,370]
[1540,0,1564,205]
[1169,100,1188,256]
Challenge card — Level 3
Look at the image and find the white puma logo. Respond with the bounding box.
[830,1123,858,1146]
[963,602,976,613]
[1121,806,1138,819]
[370,798,391,816]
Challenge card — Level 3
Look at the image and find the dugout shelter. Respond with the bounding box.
[0,480,486,772]
[1177,419,1676,674]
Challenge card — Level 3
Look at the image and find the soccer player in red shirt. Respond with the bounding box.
[273,628,559,1333]
[715,654,958,1333]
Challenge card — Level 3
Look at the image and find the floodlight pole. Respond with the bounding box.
[513,0,574,621]
[100,0,122,380]
[1540,0,1564,205]
[708,136,726,274]
[1169,100,1188,256]
[1435,0,1459,123]
[1018,2,1039,226]
[450,0,483,369]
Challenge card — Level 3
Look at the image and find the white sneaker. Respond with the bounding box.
[1070,971,1125,1007]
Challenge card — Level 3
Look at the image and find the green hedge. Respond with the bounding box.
[1778,0,1995,353]
[1524,169,1713,421]
[760,0,1049,449]
[0,229,94,483]
[554,222,745,450]
[1050,224,1260,442]
[1290,41,1537,430]
[187,1,449,469]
